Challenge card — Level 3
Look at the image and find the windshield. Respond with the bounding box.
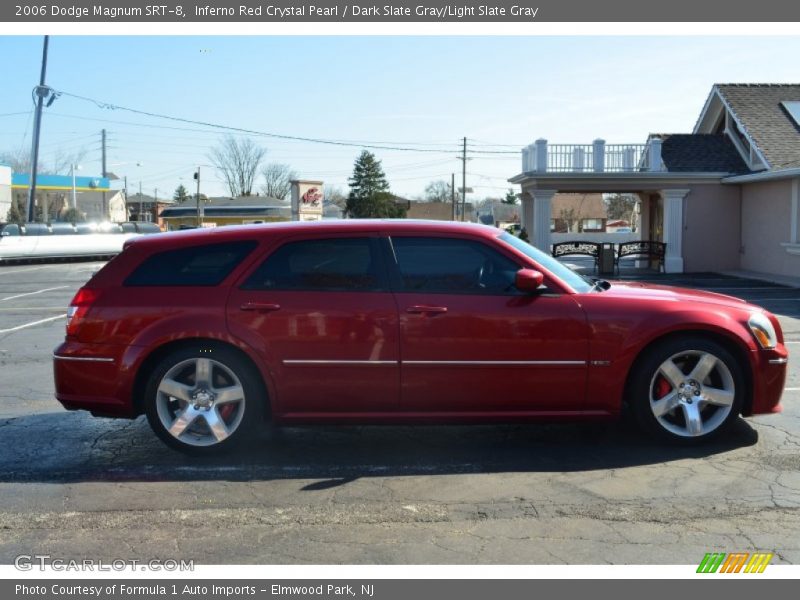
[498,232,593,293]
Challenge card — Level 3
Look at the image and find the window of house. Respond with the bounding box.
[730,118,751,156]
[783,101,800,128]
[581,218,604,231]
[390,237,520,295]
[242,237,385,292]
[125,241,257,287]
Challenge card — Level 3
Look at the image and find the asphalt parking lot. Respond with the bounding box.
[0,261,798,565]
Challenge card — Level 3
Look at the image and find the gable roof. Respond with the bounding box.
[715,84,800,170]
[206,195,286,207]
[651,133,750,173]
[406,201,473,221]
[126,193,175,205]
[550,193,606,219]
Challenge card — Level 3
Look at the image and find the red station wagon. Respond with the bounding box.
[53,220,788,454]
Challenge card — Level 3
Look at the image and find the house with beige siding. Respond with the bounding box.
[509,83,800,278]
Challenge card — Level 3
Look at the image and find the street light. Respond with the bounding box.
[70,164,81,209]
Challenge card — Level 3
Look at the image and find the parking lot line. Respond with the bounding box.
[0,315,63,334]
[0,306,65,312]
[0,264,68,274]
[703,286,789,291]
[0,286,68,302]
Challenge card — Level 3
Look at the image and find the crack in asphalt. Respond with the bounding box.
[1,497,799,533]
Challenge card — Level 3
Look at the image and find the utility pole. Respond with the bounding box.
[101,129,107,220]
[26,36,50,223]
[461,137,467,222]
[138,180,143,222]
[194,167,202,227]
[451,173,456,221]
[153,188,158,223]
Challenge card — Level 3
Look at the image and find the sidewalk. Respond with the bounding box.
[719,270,800,289]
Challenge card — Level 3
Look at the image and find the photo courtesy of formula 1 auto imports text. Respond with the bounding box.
[0,0,799,597]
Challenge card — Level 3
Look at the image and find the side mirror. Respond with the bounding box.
[515,268,544,292]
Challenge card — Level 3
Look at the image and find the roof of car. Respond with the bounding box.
[126,219,502,250]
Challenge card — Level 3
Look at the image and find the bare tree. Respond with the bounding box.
[324,186,347,209]
[49,147,88,175]
[0,148,31,173]
[1,146,88,175]
[209,135,267,197]
[424,179,452,203]
[559,207,577,233]
[260,162,297,200]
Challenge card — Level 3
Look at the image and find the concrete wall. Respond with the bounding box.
[682,183,742,272]
[740,178,800,277]
[0,166,11,220]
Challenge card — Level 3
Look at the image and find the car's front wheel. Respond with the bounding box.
[144,346,262,455]
[629,336,744,443]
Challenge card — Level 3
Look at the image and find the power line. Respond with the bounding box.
[465,148,520,155]
[0,111,32,118]
[51,89,461,154]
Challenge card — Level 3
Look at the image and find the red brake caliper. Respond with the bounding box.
[655,375,672,399]
[219,403,236,420]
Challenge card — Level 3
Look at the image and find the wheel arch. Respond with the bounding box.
[131,337,272,420]
[622,328,754,416]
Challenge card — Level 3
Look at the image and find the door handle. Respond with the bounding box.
[240,302,281,312]
[406,305,448,314]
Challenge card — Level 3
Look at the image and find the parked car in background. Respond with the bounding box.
[0,221,161,262]
[53,220,788,454]
[120,221,162,234]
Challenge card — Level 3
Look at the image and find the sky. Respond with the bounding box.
[1,35,799,200]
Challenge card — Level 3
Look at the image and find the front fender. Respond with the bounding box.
[582,300,757,414]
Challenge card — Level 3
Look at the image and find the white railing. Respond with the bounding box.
[521,139,665,173]
[547,144,594,172]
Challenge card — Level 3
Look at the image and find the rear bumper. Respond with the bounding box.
[747,344,789,416]
[53,341,140,418]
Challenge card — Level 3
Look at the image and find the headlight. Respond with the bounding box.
[748,313,777,349]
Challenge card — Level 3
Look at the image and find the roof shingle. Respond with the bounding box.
[652,133,751,173]
[716,84,800,170]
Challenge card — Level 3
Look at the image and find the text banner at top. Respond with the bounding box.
[4,0,800,22]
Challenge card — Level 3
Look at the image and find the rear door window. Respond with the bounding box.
[242,237,386,292]
[125,241,257,287]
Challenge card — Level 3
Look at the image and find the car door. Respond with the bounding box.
[387,234,590,414]
[226,234,400,416]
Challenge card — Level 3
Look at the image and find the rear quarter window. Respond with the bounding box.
[124,241,257,287]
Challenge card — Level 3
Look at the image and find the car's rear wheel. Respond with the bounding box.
[629,336,744,444]
[144,346,261,455]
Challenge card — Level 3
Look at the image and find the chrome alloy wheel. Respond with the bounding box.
[155,357,247,447]
[648,350,736,438]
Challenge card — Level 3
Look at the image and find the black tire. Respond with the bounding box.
[628,336,744,445]
[144,345,264,455]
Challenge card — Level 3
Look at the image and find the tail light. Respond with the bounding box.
[66,287,101,337]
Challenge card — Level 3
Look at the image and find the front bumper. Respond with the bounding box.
[747,343,789,416]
